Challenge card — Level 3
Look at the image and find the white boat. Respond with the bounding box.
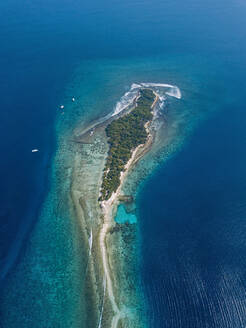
[32,149,39,153]
[60,105,64,109]
[72,97,75,102]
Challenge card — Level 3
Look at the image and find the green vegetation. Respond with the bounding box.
[99,88,155,201]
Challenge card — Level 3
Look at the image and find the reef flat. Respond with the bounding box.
[69,83,182,327]
[98,88,158,327]
[68,87,159,327]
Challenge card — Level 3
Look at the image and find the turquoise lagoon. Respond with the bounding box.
[115,205,137,224]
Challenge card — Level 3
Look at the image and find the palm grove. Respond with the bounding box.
[99,88,155,201]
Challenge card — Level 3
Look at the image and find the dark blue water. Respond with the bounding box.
[0,0,85,280]
[0,0,246,326]
[140,101,246,327]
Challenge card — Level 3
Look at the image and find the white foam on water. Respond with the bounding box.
[83,229,93,280]
[130,83,142,90]
[111,89,139,116]
[88,229,93,256]
[165,87,182,99]
[106,82,181,121]
[158,95,167,109]
[140,82,182,99]
[97,276,107,328]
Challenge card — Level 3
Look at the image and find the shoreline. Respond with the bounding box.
[99,92,159,327]
[69,88,160,327]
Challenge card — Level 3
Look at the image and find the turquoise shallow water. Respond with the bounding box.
[1,53,244,326]
[0,53,219,326]
[1,0,246,326]
[115,205,137,224]
[139,99,246,327]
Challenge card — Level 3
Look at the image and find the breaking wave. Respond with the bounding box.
[82,82,181,136]
[111,82,181,117]
[140,82,182,99]
[112,89,139,116]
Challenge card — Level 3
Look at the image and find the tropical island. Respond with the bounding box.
[98,87,158,328]
[99,88,156,201]
[70,84,181,327]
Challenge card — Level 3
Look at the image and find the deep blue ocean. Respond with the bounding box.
[0,0,246,327]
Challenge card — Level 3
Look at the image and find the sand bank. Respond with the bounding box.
[70,91,159,327]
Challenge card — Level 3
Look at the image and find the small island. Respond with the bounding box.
[99,88,156,201]
[70,84,171,328]
[98,87,158,327]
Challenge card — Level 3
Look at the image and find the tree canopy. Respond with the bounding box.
[99,88,155,201]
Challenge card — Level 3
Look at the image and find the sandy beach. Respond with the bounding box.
[69,90,159,328]
[98,92,159,328]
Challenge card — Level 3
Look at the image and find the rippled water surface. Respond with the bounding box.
[139,103,246,327]
[0,0,246,326]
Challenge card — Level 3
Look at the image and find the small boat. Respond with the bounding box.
[32,149,39,153]
[60,105,64,109]
[72,97,75,102]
